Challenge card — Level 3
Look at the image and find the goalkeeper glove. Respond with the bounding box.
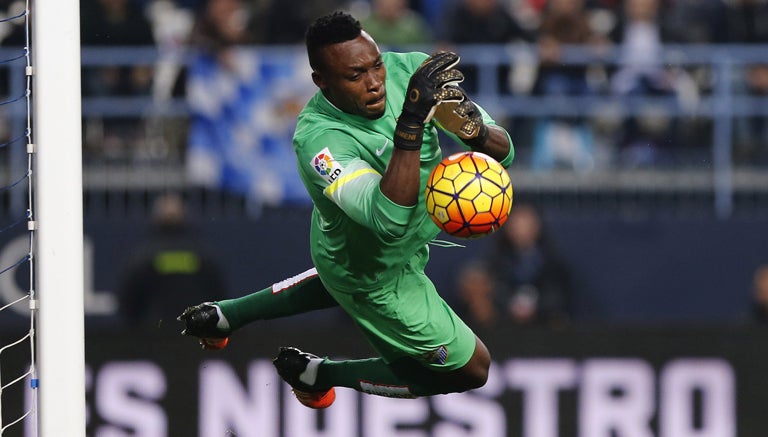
[395,51,464,151]
[434,85,490,148]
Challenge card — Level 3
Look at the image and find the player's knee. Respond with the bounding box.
[452,347,490,391]
[468,357,490,388]
[448,360,489,392]
[465,366,489,390]
[465,337,491,389]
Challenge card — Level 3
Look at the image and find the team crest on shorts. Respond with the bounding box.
[311,147,343,184]
[425,345,448,365]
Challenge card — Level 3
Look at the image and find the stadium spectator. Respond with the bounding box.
[663,0,721,43]
[610,0,670,96]
[530,0,605,171]
[733,63,768,164]
[711,0,768,165]
[751,264,768,324]
[81,0,156,96]
[117,193,228,327]
[437,0,532,94]
[260,0,349,45]
[185,0,314,205]
[607,0,696,168]
[712,0,768,44]
[80,0,157,161]
[138,0,206,13]
[456,261,497,328]
[142,0,200,99]
[438,0,531,46]
[189,0,256,60]
[360,0,433,48]
[533,0,601,96]
[456,202,573,328]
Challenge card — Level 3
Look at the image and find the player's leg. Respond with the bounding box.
[331,335,490,394]
[178,267,338,348]
[273,257,490,407]
[273,335,489,409]
[218,267,338,327]
[446,334,491,391]
[273,344,489,409]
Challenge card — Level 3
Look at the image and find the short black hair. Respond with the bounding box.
[305,11,362,71]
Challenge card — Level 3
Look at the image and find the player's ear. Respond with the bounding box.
[312,71,326,90]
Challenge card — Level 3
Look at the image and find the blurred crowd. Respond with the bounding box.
[0,0,765,328]
[455,201,574,329]
[0,0,766,168]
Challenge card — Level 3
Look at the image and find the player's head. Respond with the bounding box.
[305,11,387,119]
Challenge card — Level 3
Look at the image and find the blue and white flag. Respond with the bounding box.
[186,47,314,206]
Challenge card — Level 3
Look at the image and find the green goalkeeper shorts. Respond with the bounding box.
[326,250,477,371]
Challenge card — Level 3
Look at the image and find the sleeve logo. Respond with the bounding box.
[424,345,448,365]
[311,147,343,184]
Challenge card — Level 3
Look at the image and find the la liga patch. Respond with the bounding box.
[311,147,343,184]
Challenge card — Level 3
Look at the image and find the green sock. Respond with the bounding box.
[217,269,337,330]
[315,356,453,397]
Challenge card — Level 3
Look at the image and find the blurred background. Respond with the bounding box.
[1,0,768,435]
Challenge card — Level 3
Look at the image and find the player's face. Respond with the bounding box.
[313,32,387,119]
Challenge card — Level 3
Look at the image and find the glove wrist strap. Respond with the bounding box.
[394,117,425,151]
[463,123,489,149]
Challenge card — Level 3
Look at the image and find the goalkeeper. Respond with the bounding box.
[179,11,514,409]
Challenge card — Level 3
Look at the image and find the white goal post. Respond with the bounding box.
[32,0,86,435]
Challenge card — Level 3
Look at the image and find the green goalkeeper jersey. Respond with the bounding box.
[293,51,514,294]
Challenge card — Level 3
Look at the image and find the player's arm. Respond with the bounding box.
[379,147,420,206]
[435,86,514,167]
[313,53,464,238]
[474,125,513,164]
[321,158,415,238]
[304,140,419,238]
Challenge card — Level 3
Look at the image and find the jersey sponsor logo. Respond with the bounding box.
[425,345,448,365]
[311,147,343,184]
[359,380,416,398]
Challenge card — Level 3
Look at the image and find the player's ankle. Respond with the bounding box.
[212,304,231,331]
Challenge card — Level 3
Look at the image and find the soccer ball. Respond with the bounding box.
[425,151,513,239]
